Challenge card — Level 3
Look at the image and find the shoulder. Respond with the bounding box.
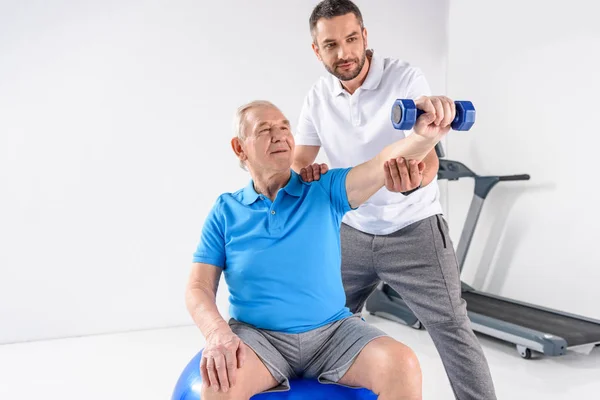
[207,190,243,216]
[380,56,427,86]
[305,167,353,190]
[302,76,332,107]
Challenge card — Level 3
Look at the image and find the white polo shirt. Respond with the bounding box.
[295,50,443,235]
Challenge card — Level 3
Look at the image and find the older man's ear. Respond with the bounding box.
[231,137,246,160]
[299,163,329,183]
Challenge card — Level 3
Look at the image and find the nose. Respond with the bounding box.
[271,127,287,142]
[337,42,351,61]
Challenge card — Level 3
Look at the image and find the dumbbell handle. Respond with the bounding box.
[391,99,476,131]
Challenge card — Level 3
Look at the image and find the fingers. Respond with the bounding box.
[214,354,231,392]
[414,96,436,128]
[311,163,328,180]
[431,97,444,126]
[383,161,394,191]
[440,96,455,127]
[384,158,419,193]
[415,95,436,114]
[237,342,246,368]
[203,353,231,392]
[408,160,422,187]
[300,165,313,182]
[383,158,424,193]
[397,158,410,190]
[415,95,456,129]
[312,163,321,181]
[205,356,219,391]
[300,163,328,182]
[225,350,237,388]
[391,159,404,191]
[200,355,210,388]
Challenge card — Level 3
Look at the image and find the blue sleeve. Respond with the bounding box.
[316,167,356,217]
[192,197,226,268]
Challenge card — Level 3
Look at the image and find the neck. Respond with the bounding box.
[341,51,372,95]
[251,168,291,201]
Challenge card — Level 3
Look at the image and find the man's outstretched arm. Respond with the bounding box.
[346,96,456,208]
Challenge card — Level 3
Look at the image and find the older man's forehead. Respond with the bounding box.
[256,119,290,127]
[250,106,288,123]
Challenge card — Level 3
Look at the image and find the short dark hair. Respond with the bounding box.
[309,0,364,41]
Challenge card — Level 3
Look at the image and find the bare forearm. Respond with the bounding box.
[292,145,320,173]
[378,132,443,167]
[347,133,442,207]
[421,148,440,186]
[185,285,230,338]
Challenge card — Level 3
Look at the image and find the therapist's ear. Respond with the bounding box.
[362,27,368,49]
[311,42,322,61]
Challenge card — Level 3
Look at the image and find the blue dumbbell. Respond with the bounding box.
[391,99,476,131]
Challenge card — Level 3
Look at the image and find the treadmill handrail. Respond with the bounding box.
[440,159,531,271]
[499,174,530,181]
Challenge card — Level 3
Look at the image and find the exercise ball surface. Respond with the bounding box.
[172,350,378,399]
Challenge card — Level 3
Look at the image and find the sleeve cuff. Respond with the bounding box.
[293,134,321,146]
[341,167,357,213]
[192,256,225,268]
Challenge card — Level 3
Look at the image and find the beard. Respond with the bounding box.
[325,50,367,81]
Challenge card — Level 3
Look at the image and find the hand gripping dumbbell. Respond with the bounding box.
[391,99,476,131]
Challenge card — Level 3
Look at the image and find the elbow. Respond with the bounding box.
[184,280,216,315]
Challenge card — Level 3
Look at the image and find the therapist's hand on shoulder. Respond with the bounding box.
[201,327,247,393]
[384,157,425,193]
[300,163,329,182]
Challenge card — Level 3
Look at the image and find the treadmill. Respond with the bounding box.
[365,146,600,359]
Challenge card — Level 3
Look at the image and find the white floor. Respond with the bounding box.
[1,314,599,400]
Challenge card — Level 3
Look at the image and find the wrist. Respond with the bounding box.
[401,182,422,196]
[203,317,231,339]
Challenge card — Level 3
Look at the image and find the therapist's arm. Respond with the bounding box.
[292,145,330,182]
[292,144,320,172]
[345,96,455,208]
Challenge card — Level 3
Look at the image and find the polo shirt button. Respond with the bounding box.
[271,210,276,215]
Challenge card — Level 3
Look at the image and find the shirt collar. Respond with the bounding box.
[330,49,383,96]
[241,170,303,205]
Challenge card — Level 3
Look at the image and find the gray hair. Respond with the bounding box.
[232,100,280,170]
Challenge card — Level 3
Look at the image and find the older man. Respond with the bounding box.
[185,97,455,400]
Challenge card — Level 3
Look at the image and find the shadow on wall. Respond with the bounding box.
[469,181,556,294]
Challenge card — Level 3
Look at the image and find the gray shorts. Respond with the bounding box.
[229,314,388,393]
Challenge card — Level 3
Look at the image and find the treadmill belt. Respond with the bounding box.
[463,292,600,346]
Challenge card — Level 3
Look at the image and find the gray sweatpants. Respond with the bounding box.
[341,214,497,400]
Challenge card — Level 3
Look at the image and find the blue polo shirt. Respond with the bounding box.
[192,168,355,333]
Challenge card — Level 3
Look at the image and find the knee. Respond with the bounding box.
[376,341,422,388]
